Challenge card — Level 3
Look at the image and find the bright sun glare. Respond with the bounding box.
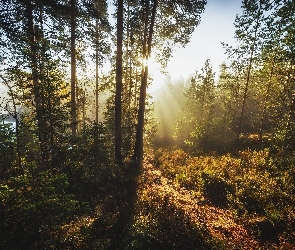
[146,55,165,94]
[142,55,157,69]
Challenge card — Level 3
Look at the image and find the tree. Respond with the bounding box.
[175,59,221,151]
[115,0,123,163]
[0,75,23,173]
[131,0,207,165]
[217,62,241,134]
[71,0,77,136]
[133,0,158,165]
[274,0,295,148]
[223,0,272,141]
[0,0,90,167]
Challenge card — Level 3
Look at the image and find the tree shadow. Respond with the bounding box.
[106,162,140,249]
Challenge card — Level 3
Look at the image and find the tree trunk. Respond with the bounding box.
[237,1,262,141]
[259,57,275,141]
[95,20,99,124]
[71,0,77,136]
[115,0,123,163]
[284,67,295,147]
[284,93,295,147]
[26,1,48,167]
[133,0,157,166]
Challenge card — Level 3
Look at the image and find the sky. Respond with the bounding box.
[149,0,243,88]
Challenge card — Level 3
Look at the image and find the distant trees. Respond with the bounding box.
[152,74,186,147]
[222,0,272,141]
[174,59,233,151]
[172,0,295,152]
[230,0,295,148]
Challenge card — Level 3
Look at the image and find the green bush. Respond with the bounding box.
[0,170,89,249]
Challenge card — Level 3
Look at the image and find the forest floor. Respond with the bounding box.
[59,150,295,249]
[139,156,261,249]
[130,154,295,249]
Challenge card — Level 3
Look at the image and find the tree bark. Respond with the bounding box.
[284,68,295,147]
[115,0,123,163]
[259,57,276,141]
[284,93,295,147]
[26,1,48,167]
[133,0,157,166]
[95,19,99,124]
[71,0,77,136]
[237,0,262,141]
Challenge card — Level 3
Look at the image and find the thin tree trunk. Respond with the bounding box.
[13,94,22,173]
[82,91,86,129]
[132,0,149,165]
[284,67,295,147]
[134,66,138,108]
[115,0,123,163]
[71,0,77,136]
[259,57,275,141]
[237,1,262,141]
[95,20,99,124]
[127,57,133,127]
[124,0,133,153]
[284,93,295,147]
[133,0,157,166]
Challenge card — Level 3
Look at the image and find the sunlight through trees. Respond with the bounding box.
[0,0,295,249]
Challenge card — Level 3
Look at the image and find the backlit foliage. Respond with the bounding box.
[154,148,295,246]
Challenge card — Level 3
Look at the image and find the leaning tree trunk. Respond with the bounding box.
[237,1,262,141]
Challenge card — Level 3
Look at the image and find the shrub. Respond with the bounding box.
[0,170,89,249]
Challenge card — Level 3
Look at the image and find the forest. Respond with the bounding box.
[0,0,295,249]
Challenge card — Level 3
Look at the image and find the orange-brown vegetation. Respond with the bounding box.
[132,148,294,249]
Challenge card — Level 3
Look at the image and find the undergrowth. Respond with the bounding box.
[155,147,295,246]
[1,145,294,249]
